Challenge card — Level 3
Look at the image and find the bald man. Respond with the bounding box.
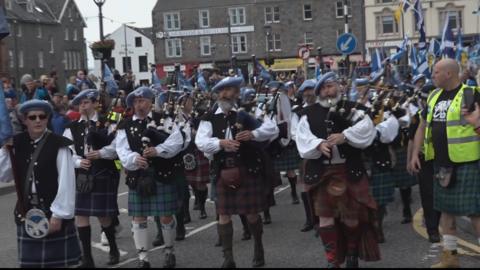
[410,59,480,268]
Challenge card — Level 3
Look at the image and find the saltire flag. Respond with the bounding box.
[0,83,13,147]
[427,38,441,69]
[314,61,322,80]
[440,14,455,59]
[196,68,208,92]
[255,59,272,83]
[412,0,427,50]
[176,69,194,92]
[151,67,163,92]
[389,35,409,62]
[417,50,431,79]
[348,68,358,102]
[401,0,412,12]
[410,44,418,73]
[0,5,9,40]
[394,0,412,23]
[371,48,383,73]
[455,27,464,62]
[103,64,119,97]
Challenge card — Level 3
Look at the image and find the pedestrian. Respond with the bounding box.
[195,76,279,267]
[63,89,121,267]
[411,59,480,268]
[0,99,81,268]
[50,92,70,135]
[116,86,187,268]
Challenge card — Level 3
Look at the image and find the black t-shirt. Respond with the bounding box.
[421,84,480,165]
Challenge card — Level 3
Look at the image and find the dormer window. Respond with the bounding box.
[27,0,35,13]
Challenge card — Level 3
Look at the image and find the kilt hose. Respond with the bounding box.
[369,167,396,207]
[75,171,120,217]
[17,220,81,268]
[434,162,480,216]
[185,148,210,188]
[128,171,179,217]
[392,149,417,189]
[310,164,380,264]
[216,166,266,216]
[272,143,301,173]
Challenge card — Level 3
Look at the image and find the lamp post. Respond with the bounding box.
[264,24,272,67]
[317,46,324,75]
[93,0,106,41]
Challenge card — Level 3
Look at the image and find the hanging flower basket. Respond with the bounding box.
[90,39,115,60]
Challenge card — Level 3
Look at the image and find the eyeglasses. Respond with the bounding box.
[27,114,48,121]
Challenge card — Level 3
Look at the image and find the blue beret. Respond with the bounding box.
[4,89,17,99]
[19,99,53,115]
[72,89,99,106]
[240,88,256,104]
[212,76,244,92]
[314,72,338,94]
[284,81,294,89]
[412,74,426,85]
[355,78,370,87]
[298,79,317,93]
[369,68,384,85]
[126,86,154,108]
[266,81,287,91]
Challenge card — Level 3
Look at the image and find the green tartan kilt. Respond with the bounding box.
[434,163,480,216]
[272,144,301,172]
[392,149,417,189]
[369,168,395,207]
[127,173,179,217]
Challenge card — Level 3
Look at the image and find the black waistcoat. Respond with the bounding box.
[67,116,116,174]
[301,102,366,181]
[13,132,73,222]
[119,112,183,182]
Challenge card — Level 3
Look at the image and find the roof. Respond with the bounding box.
[6,0,86,26]
[130,26,153,41]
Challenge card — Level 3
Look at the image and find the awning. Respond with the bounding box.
[259,58,303,71]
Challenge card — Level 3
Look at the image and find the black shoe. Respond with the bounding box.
[106,250,120,265]
[221,255,236,268]
[401,216,412,224]
[345,255,359,268]
[252,257,265,268]
[215,237,222,247]
[152,237,164,247]
[300,223,314,232]
[376,230,385,243]
[241,231,251,241]
[200,209,207,219]
[163,253,176,268]
[263,215,271,225]
[292,193,300,205]
[184,213,191,224]
[428,232,441,243]
[78,257,95,268]
[176,227,186,241]
[138,260,150,268]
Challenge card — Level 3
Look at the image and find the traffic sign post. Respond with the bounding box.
[336,33,357,55]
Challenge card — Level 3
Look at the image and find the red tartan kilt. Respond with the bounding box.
[185,149,210,186]
[216,166,266,215]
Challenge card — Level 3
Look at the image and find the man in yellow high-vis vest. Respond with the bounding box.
[410,59,480,268]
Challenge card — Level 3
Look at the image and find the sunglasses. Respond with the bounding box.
[27,114,48,121]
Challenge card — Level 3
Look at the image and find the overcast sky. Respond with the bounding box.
[74,0,157,69]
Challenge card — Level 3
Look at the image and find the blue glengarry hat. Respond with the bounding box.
[298,79,317,94]
[314,72,338,94]
[412,74,426,85]
[19,99,53,115]
[266,81,287,92]
[211,76,244,93]
[126,86,154,108]
[71,89,99,106]
[284,81,294,89]
[355,78,370,87]
[240,87,256,104]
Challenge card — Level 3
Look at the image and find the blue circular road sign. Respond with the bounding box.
[336,33,357,55]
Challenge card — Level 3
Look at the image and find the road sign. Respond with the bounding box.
[298,46,310,59]
[336,33,357,55]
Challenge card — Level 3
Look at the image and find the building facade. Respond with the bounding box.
[0,0,8,79]
[3,0,86,90]
[93,25,155,86]
[365,0,480,57]
[152,0,366,77]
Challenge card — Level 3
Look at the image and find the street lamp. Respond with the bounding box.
[264,24,272,67]
[317,46,324,74]
[93,0,106,41]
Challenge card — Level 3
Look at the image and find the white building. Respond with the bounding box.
[365,0,480,57]
[93,25,154,86]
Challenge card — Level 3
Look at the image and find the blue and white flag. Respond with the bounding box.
[440,14,455,59]
[455,27,464,62]
[371,48,383,73]
[417,50,431,79]
[151,68,163,92]
[0,6,9,40]
[197,69,208,92]
[410,44,418,72]
[389,36,409,62]
[176,70,194,92]
[255,59,272,83]
[413,0,427,50]
[103,64,119,97]
[0,83,13,147]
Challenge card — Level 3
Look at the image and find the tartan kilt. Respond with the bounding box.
[75,171,120,217]
[185,148,210,187]
[434,163,480,216]
[17,220,81,268]
[369,168,395,207]
[392,149,417,189]
[128,170,179,217]
[272,143,301,172]
[216,166,266,215]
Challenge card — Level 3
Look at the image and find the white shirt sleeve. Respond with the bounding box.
[116,129,141,171]
[50,147,76,219]
[343,115,376,149]
[0,147,13,183]
[155,125,185,159]
[63,128,82,168]
[375,115,400,144]
[99,133,118,160]
[295,115,324,159]
[291,113,299,141]
[252,115,279,142]
[195,120,221,155]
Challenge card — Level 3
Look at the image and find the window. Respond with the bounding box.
[200,36,211,56]
[65,28,69,40]
[68,7,72,18]
[122,57,132,73]
[5,0,11,10]
[232,34,247,54]
[49,36,54,53]
[336,0,351,18]
[8,50,14,68]
[18,51,24,68]
[164,12,181,30]
[72,29,77,41]
[439,9,463,33]
[37,25,42,38]
[38,51,44,68]
[266,33,281,52]
[265,6,280,23]
[304,32,313,45]
[303,4,312,20]
[376,0,393,3]
[199,10,210,28]
[165,38,182,58]
[229,7,246,26]
[27,0,34,13]
[135,37,142,47]
[63,51,68,69]
[108,57,115,69]
[16,24,22,37]
[139,56,148,72]
[376,11,399,36]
